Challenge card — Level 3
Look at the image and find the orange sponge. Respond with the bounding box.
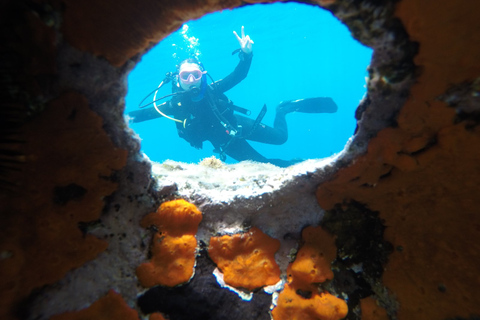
[208,227,281,291]
[272,226,347,320]
[49,290,138,320]
[136,199,202,287]
[140,199,203,237]
[272,284,348,320]
[136,233,197,287]
[288,226,337,289]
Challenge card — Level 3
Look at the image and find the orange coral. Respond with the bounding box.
[136,199,202,287]
[208,227,281,291]
[140,199,203,237]
[287,226,337,289]
[49,290,138,320]
[272,284,348,320]
[137,233,197,287]
[273,226,347,320]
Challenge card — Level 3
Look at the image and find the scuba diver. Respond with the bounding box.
[129,26,338,168]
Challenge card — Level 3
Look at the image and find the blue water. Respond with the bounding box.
[125,2,372,164]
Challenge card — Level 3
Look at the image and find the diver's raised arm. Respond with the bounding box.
[233,25,254,55]
[212,27,254,93]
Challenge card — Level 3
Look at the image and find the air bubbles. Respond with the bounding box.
[172,24,202,62]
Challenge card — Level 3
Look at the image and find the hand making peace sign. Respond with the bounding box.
[233,26,254,55]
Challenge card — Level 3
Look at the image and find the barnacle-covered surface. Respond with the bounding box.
[0,0,479,320]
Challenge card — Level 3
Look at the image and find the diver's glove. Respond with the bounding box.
[190,141,203,150]
[233,26,254,55]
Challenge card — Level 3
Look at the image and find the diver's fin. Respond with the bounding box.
[127,106,162,123]
[277,97,338,114]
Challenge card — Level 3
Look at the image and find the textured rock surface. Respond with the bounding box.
[49,290,139,320]
[0,0,479,320]
[317,1,480,319]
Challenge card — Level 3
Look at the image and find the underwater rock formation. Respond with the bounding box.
[49,290,139,320]
[0,0,479,320]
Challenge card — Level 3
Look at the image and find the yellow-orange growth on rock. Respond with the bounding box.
[287,226,337,289]
[208,227,281,291]
[273,226,347,320]
[136,199,202,287]
[272,284,348,320]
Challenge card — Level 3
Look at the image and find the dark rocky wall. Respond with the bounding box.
[0,0,479,319]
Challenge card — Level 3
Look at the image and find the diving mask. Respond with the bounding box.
[179,63,206,91]
[179,69,204,82]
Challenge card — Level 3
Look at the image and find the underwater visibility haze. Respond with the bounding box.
[125,2,373,165]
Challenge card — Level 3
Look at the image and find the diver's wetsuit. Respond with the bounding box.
[155,53,296,167]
